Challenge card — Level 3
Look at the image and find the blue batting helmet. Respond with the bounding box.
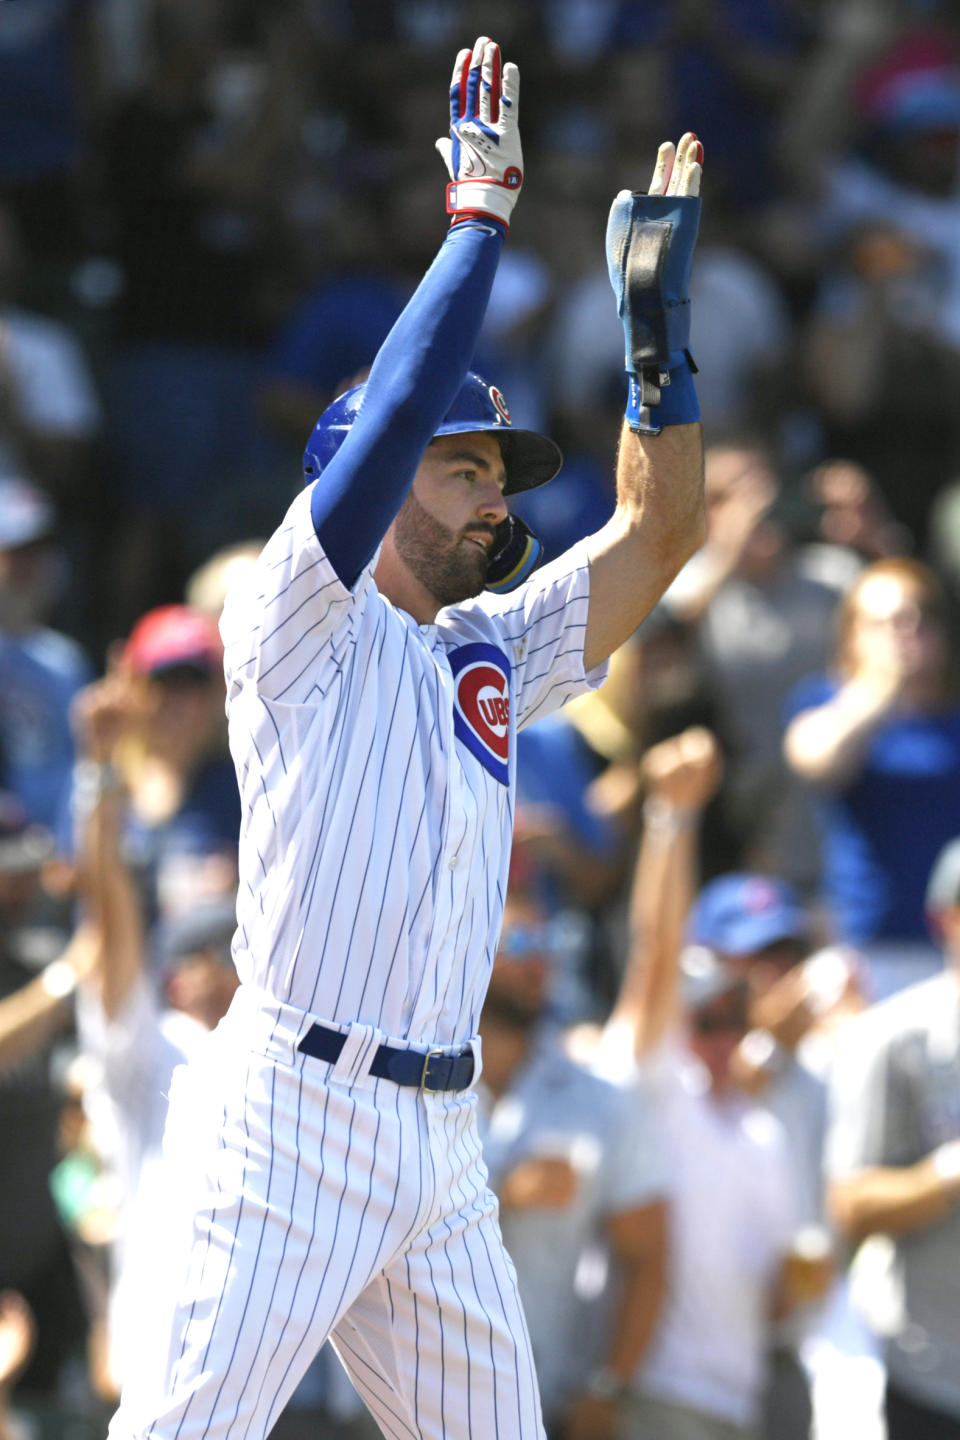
[302,371,562,497]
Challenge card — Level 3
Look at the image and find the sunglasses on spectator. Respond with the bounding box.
[150,663,215,688]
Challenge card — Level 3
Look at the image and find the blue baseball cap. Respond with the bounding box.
[688,873,808,957]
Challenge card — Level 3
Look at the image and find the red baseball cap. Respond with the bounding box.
[124,605,223,677]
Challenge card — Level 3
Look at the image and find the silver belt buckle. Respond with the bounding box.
[420,1048,446,1090]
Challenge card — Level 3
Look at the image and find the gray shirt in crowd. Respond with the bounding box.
[826,972,960,1417]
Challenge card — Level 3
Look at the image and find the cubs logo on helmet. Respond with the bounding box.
[489,386,511,424]
[450,642,511,785]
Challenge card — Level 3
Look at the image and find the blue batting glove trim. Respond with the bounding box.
[626,353,700,435]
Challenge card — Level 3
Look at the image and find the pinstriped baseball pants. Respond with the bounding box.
[106,994,546,1440]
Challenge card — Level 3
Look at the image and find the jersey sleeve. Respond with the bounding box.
[220,486,378,703]
[478,538,609,729]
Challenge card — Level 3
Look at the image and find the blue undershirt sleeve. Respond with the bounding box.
[309,222,504,586]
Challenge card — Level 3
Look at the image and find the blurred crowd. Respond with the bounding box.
[5,1,960,1438]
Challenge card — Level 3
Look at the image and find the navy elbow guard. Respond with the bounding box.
[606,191,701,435]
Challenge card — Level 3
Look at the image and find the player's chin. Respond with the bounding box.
[435,549,489,606]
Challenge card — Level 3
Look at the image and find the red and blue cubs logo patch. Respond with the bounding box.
[489,385,511,425]
[449,643,511,785]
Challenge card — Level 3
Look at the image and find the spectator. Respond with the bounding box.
[826,834,960,1440]
[686,870,864,1440]
[0,204,102,508]
[784,557,960,1000]
[77,604,240,934]
[0,0,99,268]
[590,727,831,1440]
[799,217,960,552]
[661,439,843,890]
[512,714,628,1019]
[478,878,669,1440]
[99,3,298,619]
[783,18,960,547]
[257,198,407,459]
[0,790,96,1080]
[0,793,88,1407]
[71,663,237,1396]
[0,474,92,840]
[802,458,910,595]
[0,936,94,1081]
[0,1291,35,1440]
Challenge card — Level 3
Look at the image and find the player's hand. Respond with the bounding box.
[641,726,723,813]
[436,36,522,232]
[645,130,703,200]
[605,133,703,431]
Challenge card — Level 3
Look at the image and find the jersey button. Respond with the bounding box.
[448,855,458,870]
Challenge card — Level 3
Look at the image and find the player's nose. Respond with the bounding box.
[476,476,509,523]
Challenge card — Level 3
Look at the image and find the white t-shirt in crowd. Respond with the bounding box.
[596,1026,797,1428]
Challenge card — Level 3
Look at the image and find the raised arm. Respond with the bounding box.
[0,926,97,1076]
[607,727,723,1058]
[71,671,149,1021]
[309,37,522,586]
[584,136,706,672]
[783,677,900,788]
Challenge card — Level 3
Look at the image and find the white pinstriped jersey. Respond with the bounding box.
[220,486,607,1047]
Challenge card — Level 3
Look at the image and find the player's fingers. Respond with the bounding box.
[464,35,489,122]
[450,47,470,125]
[666,132,698,195]
[679,159,702,197]
[501,60,519,125]
[677,135,703,197]
[479,38,500,126]
[647,141,675,196]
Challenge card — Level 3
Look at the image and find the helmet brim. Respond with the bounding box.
[497,429,563,496]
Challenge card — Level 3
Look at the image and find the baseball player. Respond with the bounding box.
[106,34,704,1440]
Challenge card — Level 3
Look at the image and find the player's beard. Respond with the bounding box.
[394,489,492,608]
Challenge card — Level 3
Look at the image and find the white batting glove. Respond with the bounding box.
[436,36,522,233]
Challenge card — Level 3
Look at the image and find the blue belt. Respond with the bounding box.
[297,1022,475,1092]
